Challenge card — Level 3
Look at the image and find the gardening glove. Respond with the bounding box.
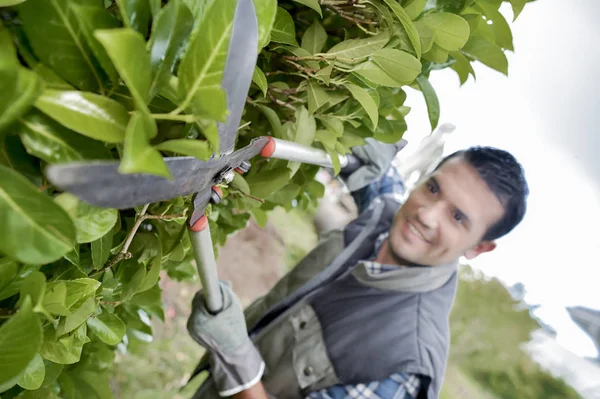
[187,281,265,397]
[341,137,408,192]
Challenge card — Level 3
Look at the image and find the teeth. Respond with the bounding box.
[409,223,424,241]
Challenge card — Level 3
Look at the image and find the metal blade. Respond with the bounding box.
[45,137,269,209]
[217,0,259,155]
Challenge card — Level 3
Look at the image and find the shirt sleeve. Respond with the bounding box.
[351,166,406,214]
[305,373,421,399]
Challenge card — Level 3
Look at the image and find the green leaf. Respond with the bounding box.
[155,139,211,160]
[354,61,404,87]
[315,129,337,148]
[18,0,105,91]
[40,360,64,389]
[323,144,341,175]
[119,112,172,178]
[270,7,298,46]
[258,105,285,138]
[119,260,146,301]
[292,0,322,17]
[87,311,126,345]
[422,43,449,63]
[43,282,70,316]
[509,0,526,21]
[94,28,152,114]
[17,354,45,390]
[57,296,96,336]
[231,173,250,194]
[326,31,389,63]
[137,238,162,292]
[32,64,73,90]
[63,278,100,309]
[35,89,128,143]
[74,202,118,244]
[0,67,44,135]
[0,165,76,264]
[316,64,333,85]
[19,111,110,164]
[475,2,513,51]
[0,297,43,391]
[316,116,343,137]
[248,167,292,199]
[373,116,406,143]
[18,271,46,310]
[148,0,193,98]
[0,23,18,67]
[0,258,17,294]
[371,48,421,84]
[254,0,277,49]
[72,4,121,86]
[251,208,268,228]
[415,74,439,131]
[422,12,470,52]
[120,0,152,37]
[177,0,236,122]
[302,20,327,54]
[54,193,79,221]
[403,0,426,20]
[382,0,421,58]
[91,232,113,270]
[462,36,508,75]
[415,20,435,53]
[252,67,268,97]
[40,321,88,364]
[450,50,475,85]
[345,83,378,129]
[0,0,27,6]
[307,81,331,114]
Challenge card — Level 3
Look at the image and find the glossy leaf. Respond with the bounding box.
[177,0,235,122]
[252,66,268,97]
[0,297,42,391]
[270,7,297,46]
[56,296,96,336]
[247,167,292,199]
[17,354,45,390]
[0,22,18,67]
[462,36,508,75]
[87,311,126,345]
[40,322,88,364]
[415,74,439,131]
[316,116,343,137]
[137,239,162,293]
[382,0,421,58]
[307,81,330,114]
[476,2,513,51]
[32,64,74,90]
[404,0,426,20]
[371,48,421,84]
[148,0,193,98]
[293,0,322,17]
[0,165,76,264]
[43,282,70,316]
[415,20,435,54]
[18,271,45,310]
[422,12,470,52]
[373,116,406,144]
[72,4,121,86]
[0,0,27,6]
[74,202,118,244]
[155,139,211,160]
[18,0,105,91]
[450,50,475,85]
[354,61,405,87]
[0,258,17,295]
[119,112,171,178]
[120,0,152,37]
[91,231,113,270]
[19,111,110,164]
[509,0,526,21]
[345,83,378,129]
[35,90,128,143]
[302,20,327,54]
[95,29,152,115]
[326,31,389,63]
[63,279,100,310]
[254,0,277,49]
[422,43,449,63]
[0,67,44,135]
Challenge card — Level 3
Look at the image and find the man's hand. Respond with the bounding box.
[187,281,265,397]
[341,138,407,192]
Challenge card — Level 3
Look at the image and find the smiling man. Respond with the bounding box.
[187,143,529,399]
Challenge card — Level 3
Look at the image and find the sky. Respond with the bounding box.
[401,0,600,358]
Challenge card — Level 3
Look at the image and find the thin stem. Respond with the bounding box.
[238,121,251,131]
[151,113,198,123]
[268,92,296,111]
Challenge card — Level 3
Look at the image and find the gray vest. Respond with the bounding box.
[192,197,457,399]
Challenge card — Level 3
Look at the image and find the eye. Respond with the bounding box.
[453,211,464,224]
[427,181,438,194]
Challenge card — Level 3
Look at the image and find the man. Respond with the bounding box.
[186,140,529,399]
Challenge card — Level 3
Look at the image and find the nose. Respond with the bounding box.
[416,202,443,230]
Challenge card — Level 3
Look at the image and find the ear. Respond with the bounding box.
[464,241,497,260]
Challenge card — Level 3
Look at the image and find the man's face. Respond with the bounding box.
[387,157,505,266]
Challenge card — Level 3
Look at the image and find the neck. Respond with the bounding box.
[375,239,406,266]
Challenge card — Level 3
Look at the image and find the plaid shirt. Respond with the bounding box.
[306,168,421,399]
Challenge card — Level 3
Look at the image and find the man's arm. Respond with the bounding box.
[232,381,269,399]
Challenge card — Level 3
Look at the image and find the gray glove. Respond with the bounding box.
[343,138,407,192]
[187,281,265,397]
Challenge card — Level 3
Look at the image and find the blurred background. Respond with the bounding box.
[110,0,600,397]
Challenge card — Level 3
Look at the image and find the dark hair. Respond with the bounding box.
[436,146,529,241]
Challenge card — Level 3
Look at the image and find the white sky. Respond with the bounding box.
[401,0,600,357]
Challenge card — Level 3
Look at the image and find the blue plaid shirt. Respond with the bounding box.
[306,167,421,399]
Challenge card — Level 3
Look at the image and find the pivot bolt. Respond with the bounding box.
[210,186,223,204]
[235,161,251,174]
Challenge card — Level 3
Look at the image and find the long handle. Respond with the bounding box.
[188,216,223,314]
[260,137,350,169]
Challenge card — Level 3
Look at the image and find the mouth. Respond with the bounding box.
[406,220,431,244]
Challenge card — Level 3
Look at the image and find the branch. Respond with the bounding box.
[268,92,297,111]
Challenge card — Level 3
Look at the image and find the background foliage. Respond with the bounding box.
[0,0,534,396]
